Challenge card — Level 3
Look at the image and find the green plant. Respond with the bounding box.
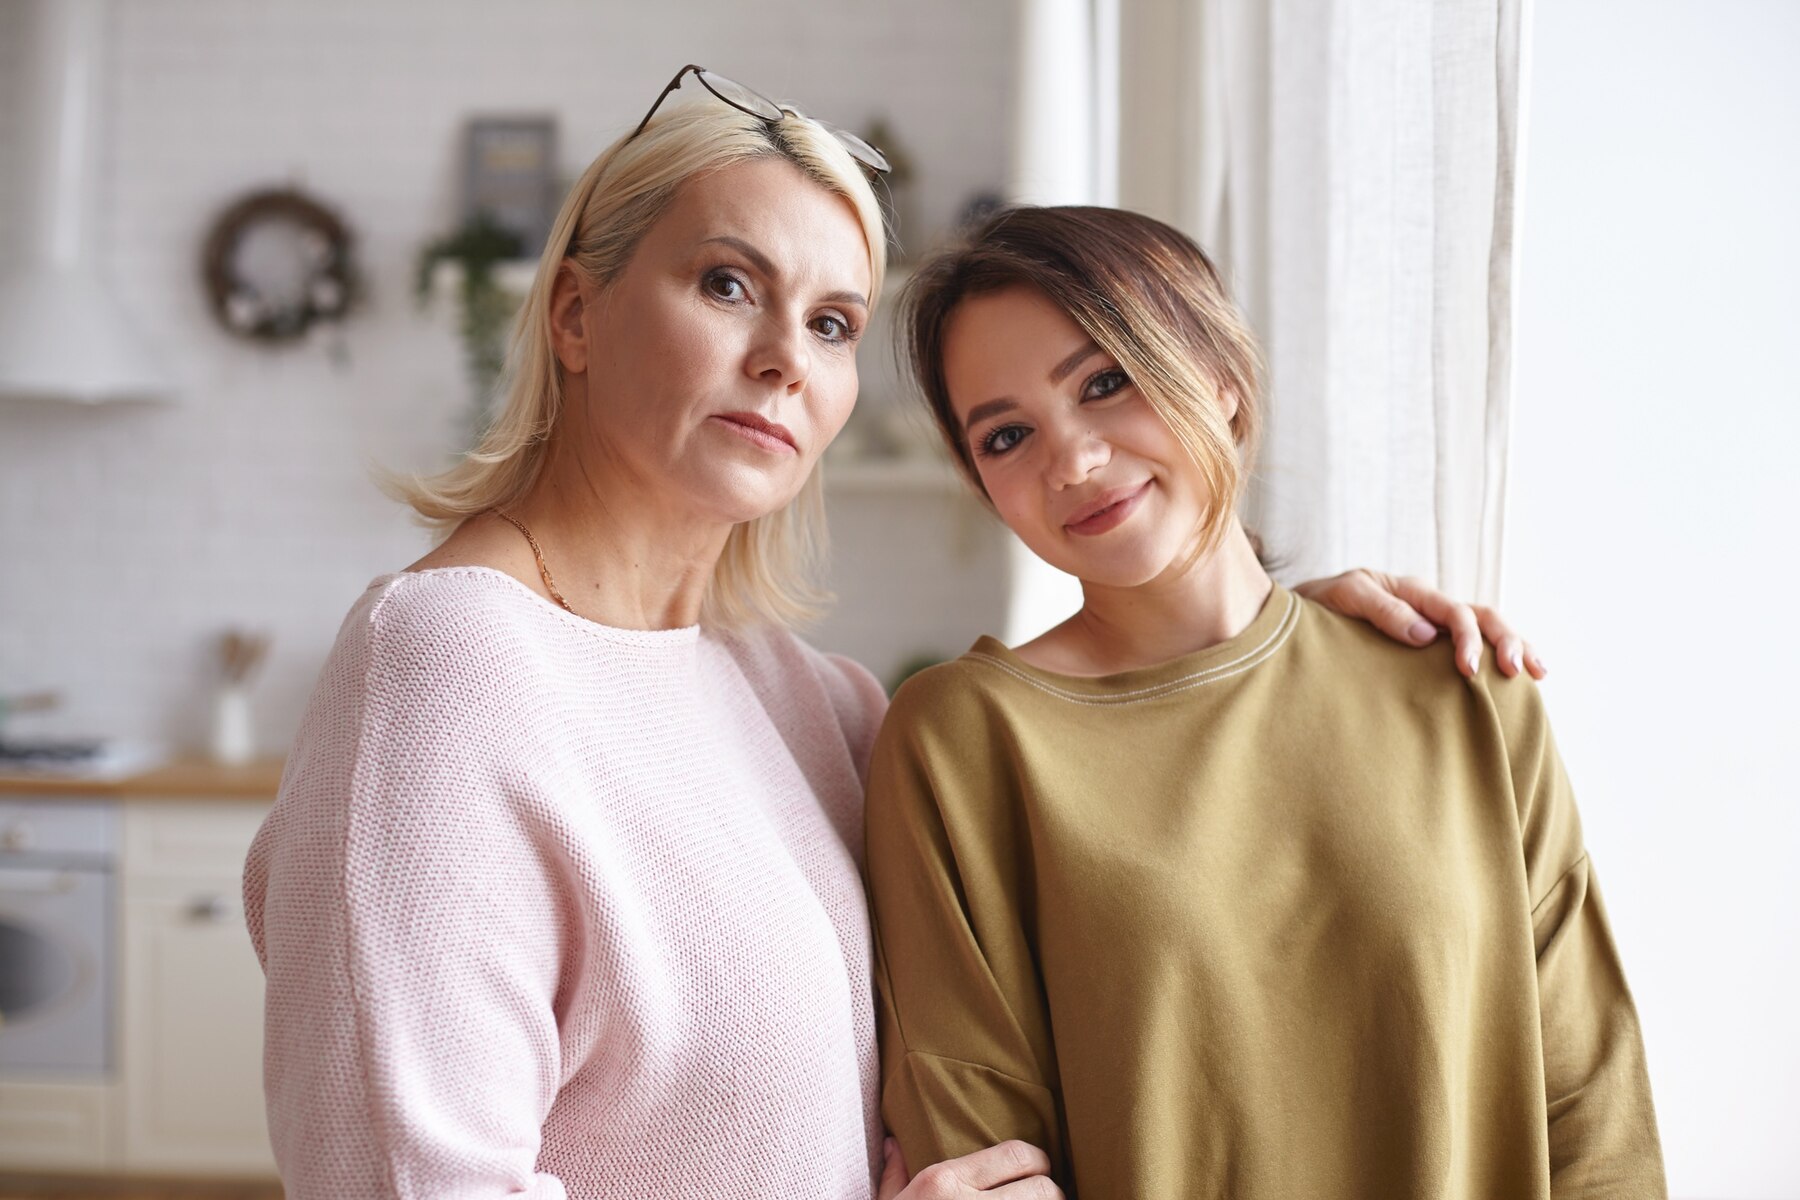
[415,212,526,443]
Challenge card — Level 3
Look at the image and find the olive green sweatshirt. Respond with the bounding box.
[866,585,1664,1199]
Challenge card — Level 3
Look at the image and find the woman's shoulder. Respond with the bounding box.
[715,624,889,750]
[266,570,583,844]
[893,631,1086,704]
[1297,594,1556,754]
[354,567,548,662]
[302,568,588,730]
[876,645,1019,756]
[258,574,537,861]
[367,563,532,625]
[888,648,1003,705]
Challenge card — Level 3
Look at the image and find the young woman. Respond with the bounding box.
[867,206,1665,1199]
[245,69,1540,1200]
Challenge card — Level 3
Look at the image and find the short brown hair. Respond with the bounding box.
[901,205,1261,557]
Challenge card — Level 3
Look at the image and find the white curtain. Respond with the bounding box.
[1113,0,1527,600]
[1002,0,1112,641]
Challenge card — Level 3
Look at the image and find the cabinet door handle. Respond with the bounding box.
[185,895,232,922]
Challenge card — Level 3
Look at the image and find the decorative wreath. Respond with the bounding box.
[201,187,359,342]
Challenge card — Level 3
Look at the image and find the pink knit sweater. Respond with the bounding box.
[243,567,890,1199]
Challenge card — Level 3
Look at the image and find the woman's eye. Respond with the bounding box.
[704,270,747,301]
[979,425,1027,457]
[811,313,858,343]
[1082,367,1130,401]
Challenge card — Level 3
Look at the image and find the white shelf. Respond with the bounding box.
[428,258,540,299]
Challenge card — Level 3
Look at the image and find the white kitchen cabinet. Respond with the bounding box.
[118,800,274,1176]
[0,1079,117,1171]
[1,768,280,1180]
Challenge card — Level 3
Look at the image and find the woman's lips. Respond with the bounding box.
[711,411,798,455]
[1064,480,1152,536]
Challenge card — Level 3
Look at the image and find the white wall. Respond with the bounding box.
[0,4,24,276]
[1509,2,1800,1196]
[0,1,1017,749]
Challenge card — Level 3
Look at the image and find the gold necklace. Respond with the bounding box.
[493,510,575,614]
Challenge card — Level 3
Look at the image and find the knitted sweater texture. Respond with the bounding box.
[243,567,889,1199]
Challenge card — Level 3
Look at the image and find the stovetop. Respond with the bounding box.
[0,739,107,766]
[0,740,166,780]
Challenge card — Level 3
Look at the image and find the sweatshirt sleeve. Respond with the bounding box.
[864,669,1066,1180]
[1484,671,1667,1199]
[244,595,571,1200]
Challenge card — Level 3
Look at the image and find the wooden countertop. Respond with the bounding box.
[0,756,285,800]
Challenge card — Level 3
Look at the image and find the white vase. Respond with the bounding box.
[210,685,254,766]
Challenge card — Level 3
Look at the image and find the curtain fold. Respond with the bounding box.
[1117,0,1525,600]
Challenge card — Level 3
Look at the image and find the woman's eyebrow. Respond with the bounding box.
[963,397,1018,434]
[1050,341,1101,384]
[962,342,1103,434]
[701,235,776,275]
[700,235,866,308]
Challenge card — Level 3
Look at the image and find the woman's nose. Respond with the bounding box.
[1046,422,1111,488]
[745,317,811,393]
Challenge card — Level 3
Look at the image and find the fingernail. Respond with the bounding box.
[1529,653,1547,676]
[1408,621,1436,644]
[1465,650,1480,675]
[1507,647,1522,674]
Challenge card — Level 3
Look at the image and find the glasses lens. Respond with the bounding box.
[825,126,891,175]
[696,70,784,122]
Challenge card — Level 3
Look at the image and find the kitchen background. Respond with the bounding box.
[1,1,1796,1198]
[0,0,1015,754]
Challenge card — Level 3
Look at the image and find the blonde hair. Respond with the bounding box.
[901,206,1261,560]
[389,100,888,628]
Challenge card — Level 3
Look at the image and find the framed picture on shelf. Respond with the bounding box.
[463,116,559,256]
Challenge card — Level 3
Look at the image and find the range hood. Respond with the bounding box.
[0,0,171,404]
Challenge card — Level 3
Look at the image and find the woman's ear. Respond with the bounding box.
[1218,385,1240,424]
[548,263,590,374]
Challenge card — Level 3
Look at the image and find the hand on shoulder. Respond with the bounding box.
[1293,568,1548,681]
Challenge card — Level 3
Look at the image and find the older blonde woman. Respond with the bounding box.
[245,68,1539,1200]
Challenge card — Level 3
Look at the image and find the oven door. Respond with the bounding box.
[0,865,111,1074]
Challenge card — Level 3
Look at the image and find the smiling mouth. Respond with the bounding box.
[711,411,798,454]
[1064,480,1152,535]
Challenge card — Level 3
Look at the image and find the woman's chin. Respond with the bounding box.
[1039,540,1171,591]
[697,473,812,527]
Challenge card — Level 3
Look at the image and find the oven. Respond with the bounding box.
[0,799,115,1075]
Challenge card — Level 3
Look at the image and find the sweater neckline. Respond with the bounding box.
[378,565,704,648]
[964,584,1301,704]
